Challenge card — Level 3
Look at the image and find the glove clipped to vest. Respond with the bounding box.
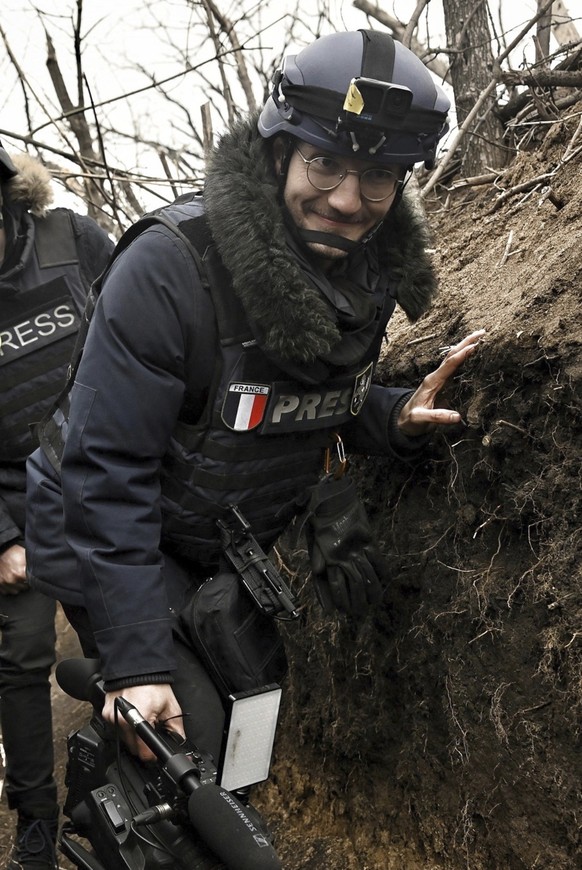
[304,469,388,618]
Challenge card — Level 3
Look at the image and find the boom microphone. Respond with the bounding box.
[188,785,282,870]
[56,660,282,869]
[114,697,185,766]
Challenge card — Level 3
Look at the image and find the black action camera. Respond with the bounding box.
[340,77,413,130]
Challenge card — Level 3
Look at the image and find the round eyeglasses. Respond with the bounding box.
[294,146,401,202]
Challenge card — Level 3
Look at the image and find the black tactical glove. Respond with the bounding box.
[304,474,388,617]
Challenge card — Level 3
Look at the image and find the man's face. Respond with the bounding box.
[274,140,403,268]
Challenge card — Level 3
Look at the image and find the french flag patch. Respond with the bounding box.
[222,383,271,431]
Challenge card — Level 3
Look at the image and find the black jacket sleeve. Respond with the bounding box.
[61,224,212,684]
[342,384,430,459]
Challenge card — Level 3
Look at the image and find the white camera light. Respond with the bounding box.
[219,684,282,791]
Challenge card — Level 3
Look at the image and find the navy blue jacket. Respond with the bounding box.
[27,217,419,685]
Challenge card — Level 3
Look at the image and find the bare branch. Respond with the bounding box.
[535,0,552,62]
[501,69,582,88]
[402,0,431,50]
[0,23,34,130]
[200,0,236,127]
[201,0,258,114]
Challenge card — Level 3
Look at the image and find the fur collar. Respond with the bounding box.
[3,154,54,217]
[205,116,437,364]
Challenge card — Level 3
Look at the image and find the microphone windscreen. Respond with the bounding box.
[188,785,281,870]
[56,658,104,708]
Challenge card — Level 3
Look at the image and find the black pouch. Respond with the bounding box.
[178,570,288,698]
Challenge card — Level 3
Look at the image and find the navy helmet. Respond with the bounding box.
[258,30,450,169]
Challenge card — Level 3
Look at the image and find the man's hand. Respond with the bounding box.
[0,544,28,596]
[102,683,186,762]
[398,329,486,437]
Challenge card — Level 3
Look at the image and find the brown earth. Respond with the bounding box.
[1,107,580,869]
[259,108,582,868]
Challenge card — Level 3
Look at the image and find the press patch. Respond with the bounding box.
[0,278,80,367]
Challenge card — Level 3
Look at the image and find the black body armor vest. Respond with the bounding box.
[0,211,88,460]
[39,205,395,569]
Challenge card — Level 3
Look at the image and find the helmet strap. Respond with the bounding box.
[274,136,293,178]
[391,167,413,210]
[296,229,360,253]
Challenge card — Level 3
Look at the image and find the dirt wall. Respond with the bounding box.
[261,110,582,870]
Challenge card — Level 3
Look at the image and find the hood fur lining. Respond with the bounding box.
[204,116,437,363]
[5,154,54,217]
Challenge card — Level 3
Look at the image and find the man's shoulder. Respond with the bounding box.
[152,192,206,232]
[36,205,102,230]
[32,209,114,290]
[129,194,212,263]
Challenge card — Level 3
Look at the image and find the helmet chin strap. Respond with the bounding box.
[298,212,391,253]
[297,228,360,253]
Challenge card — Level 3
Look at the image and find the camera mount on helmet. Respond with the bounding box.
[337,77,413,154]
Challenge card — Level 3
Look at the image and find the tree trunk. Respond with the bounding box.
[536,0,553,62]
[442,0,507,175]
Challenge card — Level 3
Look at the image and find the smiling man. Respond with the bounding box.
[26,30,483,840]
[274,140,405,267]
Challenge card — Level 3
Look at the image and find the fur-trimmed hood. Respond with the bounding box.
[2,153,54,217]
[204,115,437,365]
[1,154,55,282]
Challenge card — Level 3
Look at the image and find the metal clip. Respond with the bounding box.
[323,433,349,479]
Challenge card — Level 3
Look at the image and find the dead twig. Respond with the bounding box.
[563,114,582,161]
[496,419,530,437]
[498,230,514,267]
[448,172,501,190]
[406,332,438,346]
[487,127,582,213]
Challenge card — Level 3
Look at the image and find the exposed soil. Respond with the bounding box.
[258,108,582,868]
[1,106,580,869]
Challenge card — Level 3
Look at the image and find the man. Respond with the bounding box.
[26,30,482,791]
[0,141,113,869]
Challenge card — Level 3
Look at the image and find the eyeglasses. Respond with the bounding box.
[294,146,401,202]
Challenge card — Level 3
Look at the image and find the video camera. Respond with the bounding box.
[56,658,283,870]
